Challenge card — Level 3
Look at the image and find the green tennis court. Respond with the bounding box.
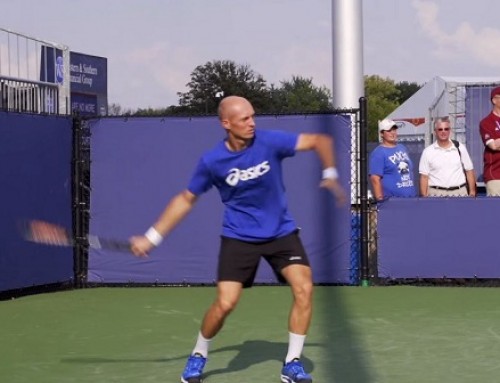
[1,286,499,383]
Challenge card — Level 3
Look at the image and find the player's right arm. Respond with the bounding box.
[130,189,198,257]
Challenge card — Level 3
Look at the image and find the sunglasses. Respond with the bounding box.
[436,128,450,132]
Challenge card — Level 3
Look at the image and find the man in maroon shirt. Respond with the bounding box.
[479,86,500,196]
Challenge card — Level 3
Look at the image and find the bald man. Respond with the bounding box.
[130,95,345,383]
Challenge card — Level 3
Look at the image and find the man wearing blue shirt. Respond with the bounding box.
[130,96,345,383]
[369,119,417,201]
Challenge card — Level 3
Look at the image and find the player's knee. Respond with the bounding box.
[293,281,313,303]
[215,296,239,315]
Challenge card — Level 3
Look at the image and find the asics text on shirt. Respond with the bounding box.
[225,160,271,186]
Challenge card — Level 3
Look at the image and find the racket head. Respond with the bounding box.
[19,219,73,247]
[19,219,132,253]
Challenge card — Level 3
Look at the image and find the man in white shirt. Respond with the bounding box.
[419,117,476,197]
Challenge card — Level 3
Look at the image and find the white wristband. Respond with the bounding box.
[145,227,163,247]
[322,167,338,180]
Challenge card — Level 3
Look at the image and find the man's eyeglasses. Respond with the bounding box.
[436,128,450,132]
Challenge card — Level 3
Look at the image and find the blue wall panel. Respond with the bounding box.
[377,197,500,278]
[87,115,352,284]
[0,112,73,292]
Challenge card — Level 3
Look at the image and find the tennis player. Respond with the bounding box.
[130,95,345,383]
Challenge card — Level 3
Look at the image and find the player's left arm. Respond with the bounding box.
[296,133,335,166]
[295,133,346,204]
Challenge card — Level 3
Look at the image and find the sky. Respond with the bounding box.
[1,0,499,110]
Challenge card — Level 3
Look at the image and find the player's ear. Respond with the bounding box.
[220,119,231,132]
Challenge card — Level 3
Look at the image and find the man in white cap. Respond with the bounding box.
[369,119,417,201]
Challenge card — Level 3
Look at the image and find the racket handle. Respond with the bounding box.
[87,235,131,252]
[102,239,132,252]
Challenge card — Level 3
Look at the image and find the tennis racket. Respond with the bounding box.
[20,219,132,253]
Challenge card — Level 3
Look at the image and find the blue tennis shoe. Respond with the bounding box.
[180,353,207,383]
[280,358,312,383]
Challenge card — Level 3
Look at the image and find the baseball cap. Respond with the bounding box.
[378,118,398,132]
[491,86,500,100]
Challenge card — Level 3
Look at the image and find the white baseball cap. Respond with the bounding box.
[378,119,398,132]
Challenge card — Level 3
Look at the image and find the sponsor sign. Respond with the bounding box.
[71,93,98,116]
[69,51,107,95]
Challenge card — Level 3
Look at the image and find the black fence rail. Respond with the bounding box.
[72,116,92,287]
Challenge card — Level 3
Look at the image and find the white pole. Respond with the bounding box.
[331,0,364,109]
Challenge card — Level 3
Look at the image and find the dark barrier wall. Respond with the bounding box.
[377,197,500,278]
[0,112,73,292]
[88,115,352,284]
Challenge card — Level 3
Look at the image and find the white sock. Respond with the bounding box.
[192,331,211,358]
[285,332,306,363]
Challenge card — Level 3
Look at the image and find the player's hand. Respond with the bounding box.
[320,178,347,206]
[129,235,154,258]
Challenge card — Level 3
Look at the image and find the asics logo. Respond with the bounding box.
[225,160,271,186]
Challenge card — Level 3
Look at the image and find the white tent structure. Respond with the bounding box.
[387,76,500,145]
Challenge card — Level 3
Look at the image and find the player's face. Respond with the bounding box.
[224,100,256,140]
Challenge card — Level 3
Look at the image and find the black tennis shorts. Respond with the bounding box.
[217,229,310,288]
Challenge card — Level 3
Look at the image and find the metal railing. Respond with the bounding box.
[0,27,69,114]
[0,75,59,114]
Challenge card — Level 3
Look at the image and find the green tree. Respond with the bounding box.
[395,81,422,104]
[173,61,332,115]
[270,76,331,113]
[365,75,400,141]
[133,107,170,116]
[176,60,270,114]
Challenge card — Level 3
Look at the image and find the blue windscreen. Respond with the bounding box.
[0,112,73,292]
[377,197,500,278]
[87,115,352,284]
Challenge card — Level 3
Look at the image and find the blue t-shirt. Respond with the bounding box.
[369,144,416,198]
[188,129,299,241]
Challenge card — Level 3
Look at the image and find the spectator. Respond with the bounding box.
[479,86,500,196]
[369,119,417,201]
[419,117,476,197]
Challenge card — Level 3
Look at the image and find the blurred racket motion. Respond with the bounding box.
[20,219,131,253]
